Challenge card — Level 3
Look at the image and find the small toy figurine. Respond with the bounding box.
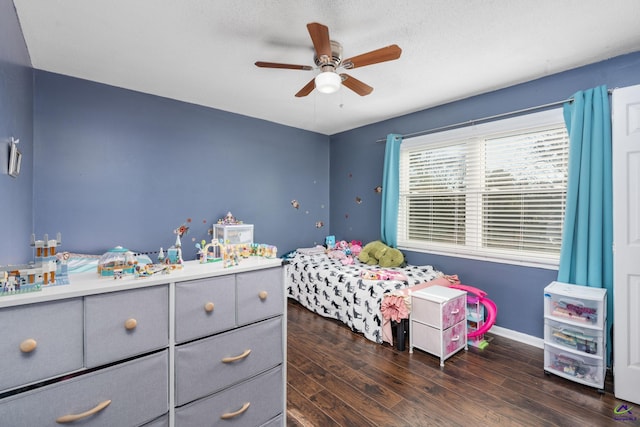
[325,235,336,249]
[167,235,184,265]
[218,211,243,225]
[55,251,71,285]
[222,245,240,268]
[134,263,170,278]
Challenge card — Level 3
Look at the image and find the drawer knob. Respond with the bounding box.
[124,318,138,330]
[204,302,215,312]
[258,290,268,300]
[20,338,38,353]
[56,399,112,423]
[220,402,250,419]
[450,309,460,315]
[221,349,252,363]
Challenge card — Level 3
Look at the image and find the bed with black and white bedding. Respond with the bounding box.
[285,249,453,345]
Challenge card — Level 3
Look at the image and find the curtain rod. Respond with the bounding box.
[375,89,614,143]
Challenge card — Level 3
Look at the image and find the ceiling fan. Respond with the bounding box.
[255,22,402,97]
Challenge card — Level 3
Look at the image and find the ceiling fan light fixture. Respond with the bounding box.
[314,71,341,94]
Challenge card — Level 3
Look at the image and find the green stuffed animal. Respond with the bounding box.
[377,245,405,268]
[358,241,387,265]
[358,240,405,267]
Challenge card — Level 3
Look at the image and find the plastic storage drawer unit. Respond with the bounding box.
[213,224,254,245]
[543,281,606,391]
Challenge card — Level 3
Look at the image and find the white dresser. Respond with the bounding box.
[409,285,467,366]
[0,258,285,427]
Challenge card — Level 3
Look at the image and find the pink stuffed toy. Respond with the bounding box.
[335,240,349,251]
[341,255,354,265]
[327,250,346,260]
[350,243,362,256]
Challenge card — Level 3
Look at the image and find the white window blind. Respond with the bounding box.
[398,109,569,267]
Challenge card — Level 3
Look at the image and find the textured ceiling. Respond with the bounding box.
[12,0,640,135]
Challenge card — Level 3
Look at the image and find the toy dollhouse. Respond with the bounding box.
[1,233,65,296]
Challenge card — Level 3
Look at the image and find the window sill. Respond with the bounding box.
[398,244,560,271]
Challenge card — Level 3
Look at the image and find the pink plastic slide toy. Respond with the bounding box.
[450,284,497,338]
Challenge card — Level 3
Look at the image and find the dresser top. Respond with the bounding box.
[0,257,283,308]
[412,285,466,302]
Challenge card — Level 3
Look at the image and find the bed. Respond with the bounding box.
[285,248,458,346]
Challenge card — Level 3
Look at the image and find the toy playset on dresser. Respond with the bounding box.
[0,233,67,296]
[1,212,277,296]
[0,212,286,426]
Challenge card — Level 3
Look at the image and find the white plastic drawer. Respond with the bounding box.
[214,224,254,245]
[544,282,605,327]
[237,266,283,326]
[544,344,603,387]
[544,294,600,326]
[0,298,83,393]
[545,318,602,357]
[175,317,283,406]
[85,285,169,367]
[175,366,283,427]
[0,350,169,427]
[175,275,236,343]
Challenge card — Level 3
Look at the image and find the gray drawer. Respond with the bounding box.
[260,414,284,427]
[237,267,283,325]
[175,316,283,406]
[175,275,236,343]
[0,298,83,392]
[85,285,169,367]
[142,413,169,427]
[0,350,169,427]
[175,366,283,427]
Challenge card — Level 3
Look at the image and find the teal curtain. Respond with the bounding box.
[558,85,613,362]
[381,134,402,247]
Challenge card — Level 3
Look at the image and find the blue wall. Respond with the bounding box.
[33,72,330,258]
[0,0,33,264]
[3,0,640,340]
[329,51,640,337]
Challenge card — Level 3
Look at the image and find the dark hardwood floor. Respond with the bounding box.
[285,300,629,427]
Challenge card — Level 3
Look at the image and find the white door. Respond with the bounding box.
[613,84,640,405]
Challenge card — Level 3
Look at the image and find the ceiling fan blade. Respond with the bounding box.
[255,61,313,71]
[307,22,332,62]
[342,44,402,69]
[340,73,373,96]
[295,79,316,97]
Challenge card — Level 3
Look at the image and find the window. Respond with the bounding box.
[398,109,569,268]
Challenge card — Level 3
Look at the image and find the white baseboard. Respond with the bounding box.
[489,325,544,349]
